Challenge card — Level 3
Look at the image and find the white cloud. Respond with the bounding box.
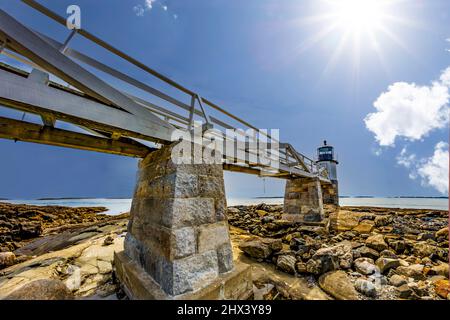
[364,67,450,147]
[396,142,449,194]
[396,147,416,168]
[133,1,175,17]
[133,5,145,16]
[417,141,449,194]
[440,66,450,86]
[145,0,156,10]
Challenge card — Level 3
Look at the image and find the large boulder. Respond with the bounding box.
[239,240,272,260]
[4,279,74,300]
[374,215,393,227]
[396,264,426,280]
[389,274,407,287]
[388,240,406,254]
[0,252,15,269]
[429,263,449,278]
[353,220,374,234]
[18,221,42,239]
[412,242,441,258]
[379,249,397,259]
[397,284,413,299]
[354,257,378,275]
[353,246,380,260]
[238,238,282,261]
[375,257,400,274]
[354,279,377,298]
[261,238,283,252]
[276,255,297,274]
[365,234,388,252]
[306,241,352,275]
[318,271,359,300]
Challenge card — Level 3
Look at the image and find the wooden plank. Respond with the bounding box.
[0,69,174,143]
[34,31,195,114]
[21,1,280,143]
[223,164,262,176]
[21,0,196,97]
[0,116,153,158]
[0,9,173,128]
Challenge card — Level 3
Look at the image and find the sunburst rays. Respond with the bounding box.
[288,0,418,80]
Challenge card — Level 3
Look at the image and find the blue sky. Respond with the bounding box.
[0,0,449,199]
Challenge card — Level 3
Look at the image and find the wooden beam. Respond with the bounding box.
[0,69,174,143]
[223,163,262,176]
[0,9,173,128]
[0,116,153,158]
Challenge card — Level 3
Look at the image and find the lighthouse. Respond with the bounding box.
[317,140,339,206]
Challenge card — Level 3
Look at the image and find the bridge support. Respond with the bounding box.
[282,177,324,223]
[321,180,339,206]
[114,142,253,300]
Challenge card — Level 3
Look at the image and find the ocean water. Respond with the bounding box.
[1,197,448,215]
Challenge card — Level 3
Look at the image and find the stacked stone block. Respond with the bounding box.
[321,181,339,206]
[124,142,234,297]
[283,177,324,222]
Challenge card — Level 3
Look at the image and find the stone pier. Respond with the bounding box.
[321,180,339,206]
[114,142,253,300]
[282,177,324,223]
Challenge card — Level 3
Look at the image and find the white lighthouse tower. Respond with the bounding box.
[317,140,339,205]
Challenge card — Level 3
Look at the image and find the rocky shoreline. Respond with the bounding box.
[0,202,449,300]
[229,203,449,300]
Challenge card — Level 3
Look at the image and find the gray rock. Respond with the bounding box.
[375,257,400,274]
[389,274,407,287]
[417,233,435,241]
[429,263,449,277]
[412,242,440,258]
[354,279,377,298]
[170,250,219,295]
[262,238,283,252]
[239,240,272,260]
[374,215,392,227]
[365,234,388,252]
[307,241,353,275]
[388,240,406,254]
[379,250,397,259]
[397,284,413,299]
[276,255,297,274]
[354,257,378,275]
[353,246,380,260]
[318,271,359,300]
[396,264,426,280]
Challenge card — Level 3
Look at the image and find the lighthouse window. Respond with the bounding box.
[319,147,333,154]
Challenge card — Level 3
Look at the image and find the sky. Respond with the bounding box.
[0,0,449,199]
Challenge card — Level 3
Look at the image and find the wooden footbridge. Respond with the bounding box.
[0,0,330,183]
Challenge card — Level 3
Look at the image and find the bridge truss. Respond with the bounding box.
[0,0,330,182]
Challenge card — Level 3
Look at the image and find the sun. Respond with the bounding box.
[333,0,386,34]
[287,0,415,78]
